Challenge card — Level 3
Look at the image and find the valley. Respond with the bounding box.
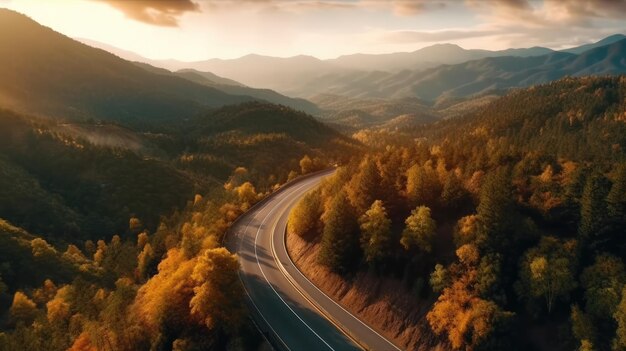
[0,4,625,351]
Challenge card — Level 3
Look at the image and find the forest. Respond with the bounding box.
[0,102,356,350]
[287,76,626,350]
[2,75,626,350]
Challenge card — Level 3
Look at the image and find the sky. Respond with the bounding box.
[2,0,626,61]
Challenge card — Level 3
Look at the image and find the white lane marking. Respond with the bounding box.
[274,188,404,351]
[267,183,366,351]
[250,180,336,351]
[236,216,291,351]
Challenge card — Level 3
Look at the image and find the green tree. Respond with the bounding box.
[607,164,626,220]
[429,264,450,293]
[440,171,469,211]
[518,237,577,313]
[578,173,610,249]
[358,200,392,266]
[401,206,436,253]
[318,191,359,273]
[580,254,626,319]
[475,167,515,253]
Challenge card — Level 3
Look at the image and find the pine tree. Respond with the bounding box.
[441,171,469,211]
[475,167,515,253]
[318,191,359,273]
[359,200,392,266]
[608,164,626,219]
[578,173,610,251]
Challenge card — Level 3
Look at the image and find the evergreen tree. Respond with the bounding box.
[318,191,360,273]
[580,254,626,319]
[578,173,610,251]
[475,167,515,254]
[440,171,469,211]
[358,200,392,266]
[607,164,626,220]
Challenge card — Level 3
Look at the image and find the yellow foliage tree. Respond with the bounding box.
[235,182,257,210]
[10,291,38,324]
[189,248,244,333]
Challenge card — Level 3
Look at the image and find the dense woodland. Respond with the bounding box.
[2,72,626,351]
[0,102,355,350]
[288,76,626,350]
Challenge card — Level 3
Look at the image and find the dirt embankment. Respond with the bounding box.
[286,233,448,351]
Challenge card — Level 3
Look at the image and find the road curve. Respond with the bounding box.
[226,170,403,351]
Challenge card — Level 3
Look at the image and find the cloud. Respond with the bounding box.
[468,0,626,27]
[101,0,200,27]
[383,29,500,43]
[385,0,447,16]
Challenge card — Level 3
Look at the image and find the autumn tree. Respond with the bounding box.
[137,243,155,280]
[189,247,245,334]
[287,190,322,239]
[346,158,382,215]
[318,191,359,273]
[401,206,436,253]
[46,292,70,324]
[235,182,258,210]
[406,163,441,208]
[571,305,596,349]
[300,155,323,175]
[358,200,392,266]
[129,217,143,234]
[10,291,38,324]
[427,245,512,349]
[517,237,577,313]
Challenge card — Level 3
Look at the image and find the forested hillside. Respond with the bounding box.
[287,76,626,350]
[0,9,261,130]
[0,101,359,350]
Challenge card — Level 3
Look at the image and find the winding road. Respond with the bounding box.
[226,170,402,351]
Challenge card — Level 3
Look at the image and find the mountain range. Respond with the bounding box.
[302,37,626,102]
[0,9,321,130]
[83,33,626,101]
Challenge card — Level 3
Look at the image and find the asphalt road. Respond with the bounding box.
[227,170,403,351]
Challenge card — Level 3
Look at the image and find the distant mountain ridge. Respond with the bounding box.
[76,28,626,104]
[102,34,623,95]
[289,38,626,101]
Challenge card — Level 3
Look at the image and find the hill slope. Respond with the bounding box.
[0,9,258,129]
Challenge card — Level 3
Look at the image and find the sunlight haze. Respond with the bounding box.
[3,0,626,60]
